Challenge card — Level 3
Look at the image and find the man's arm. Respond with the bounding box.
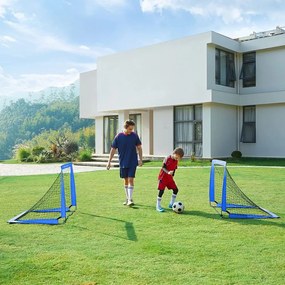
[137,145,143,166]
[107,148,116,170]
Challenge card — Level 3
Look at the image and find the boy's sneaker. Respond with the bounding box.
[156,207,165,212]
[168,203,173,209]
[127,199,134,206]
[123,199,128,205]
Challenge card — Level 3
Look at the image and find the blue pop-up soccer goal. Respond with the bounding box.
[8,162,77,225]
[209,159,279,219]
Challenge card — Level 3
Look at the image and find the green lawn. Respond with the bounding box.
[0,167,284,285]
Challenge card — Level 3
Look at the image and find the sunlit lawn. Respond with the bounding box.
[0,166,284,285]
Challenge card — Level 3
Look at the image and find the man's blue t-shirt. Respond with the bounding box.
[111,132,141,168]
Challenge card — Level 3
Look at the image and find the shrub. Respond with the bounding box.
[231,150,242,159]
[63,141,79,155]
[78,149,92,162]
[17,147,31,162]
[32,146,45,156]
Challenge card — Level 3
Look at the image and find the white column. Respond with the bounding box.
[95,116,104,154]
[118,111,129,132]
[202,103,211,159]
[141,110,153,155]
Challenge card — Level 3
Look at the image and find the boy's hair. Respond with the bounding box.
[173,147,184,158]
[124,119,135,129]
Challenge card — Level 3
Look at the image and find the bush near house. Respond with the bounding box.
[231,150,242,159]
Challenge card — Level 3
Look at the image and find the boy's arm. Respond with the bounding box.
[161,157,173,175]
[107,148,116,170]
[137,145,143,166]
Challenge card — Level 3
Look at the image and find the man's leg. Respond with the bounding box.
[127,177,134,206]
[123,178,129,205]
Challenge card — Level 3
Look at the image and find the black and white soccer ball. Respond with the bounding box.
[172,201,185,214]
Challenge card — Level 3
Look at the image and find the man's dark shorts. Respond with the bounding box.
[120,167,137,178]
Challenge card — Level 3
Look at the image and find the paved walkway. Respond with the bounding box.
[0,163,105,176]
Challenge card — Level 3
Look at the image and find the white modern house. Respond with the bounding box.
[80,27,285,158]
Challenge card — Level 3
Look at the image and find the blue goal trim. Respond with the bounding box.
[32,207,72,213]
[229,213,279,219]
[216,203,256,209]
[8,162,77,225]
[10,219,60,225]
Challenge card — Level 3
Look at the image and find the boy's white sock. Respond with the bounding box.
[128,186,134,201]
[170,194,177,205]
[156,197,162,209]
[124,185,128,199]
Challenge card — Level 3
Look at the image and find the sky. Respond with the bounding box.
[0,0,285,100]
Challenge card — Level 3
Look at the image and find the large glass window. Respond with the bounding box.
[129,113,142,139]
[174,105,202,157]
[104,115,118,153]
[240,106,256,143]
[215,48,236,88]
[239,52,256,87]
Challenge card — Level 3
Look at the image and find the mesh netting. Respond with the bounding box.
[213,164,276,218]
[10,165,75,224]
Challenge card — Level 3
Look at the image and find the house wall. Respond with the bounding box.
[240,104,285,157]
[95,116,104,154]
[210,103,237,158]
[153,107,174,156]
[240,46,285,96]
[80,70,97,118]
[97,32,212,112]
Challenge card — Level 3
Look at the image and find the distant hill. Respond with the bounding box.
[0,81,94,160]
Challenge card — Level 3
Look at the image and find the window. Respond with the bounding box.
[215,48,236,87]
[174,105,202,157]
[240,106,256,143]
[129,114,142,139]
[104,115,118,153]
[240,52,256,87]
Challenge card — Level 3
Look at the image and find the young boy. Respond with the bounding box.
[156,147,184,212]
[107,119,143,206]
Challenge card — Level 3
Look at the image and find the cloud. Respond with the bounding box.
[140,0,285,26]
[0,35,16,47]
[0,0,14,18]
[0,65,80,98]
[88,0,128,9]
[4,20,114,58]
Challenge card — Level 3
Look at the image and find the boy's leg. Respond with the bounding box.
[156,190,165,212]
[169,188,179,208]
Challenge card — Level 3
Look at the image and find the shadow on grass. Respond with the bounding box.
[188,210,284,228]
[79,212,138,242]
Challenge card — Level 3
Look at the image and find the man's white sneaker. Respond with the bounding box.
[127,199,134,206]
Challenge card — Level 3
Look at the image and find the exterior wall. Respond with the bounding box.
[97,32,212,112]
[240,46,285,96]
[80,70,97,118]
[210,103,237,158]
[202,103,212,158]
[95,116,104,154]
[153,107,174,156]
[240,104,285,157]
[141,111,153,155]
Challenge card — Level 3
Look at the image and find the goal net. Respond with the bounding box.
[209,159,279,219]
[8,163,77,224]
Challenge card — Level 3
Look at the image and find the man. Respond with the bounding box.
[107,119,143,206]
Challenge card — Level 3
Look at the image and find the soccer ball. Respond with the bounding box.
[172,201,184,214]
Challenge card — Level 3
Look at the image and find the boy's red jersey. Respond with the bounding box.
[158,155,178,180]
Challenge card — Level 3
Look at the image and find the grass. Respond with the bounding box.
[0,167,284,285]
[144,157,285,167]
